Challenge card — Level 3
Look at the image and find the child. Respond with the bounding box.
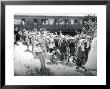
[50,47,61,64]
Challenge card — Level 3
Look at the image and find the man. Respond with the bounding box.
[60,38,68,63]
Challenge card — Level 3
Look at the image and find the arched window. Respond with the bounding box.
[45,19,49,25]
[55,19,59,25]
[48,19,54,25]
[65,19,69,25]
[42,19,45,25]
[59,19,65,25]
[70,19,74,25]
[21,19,25,25]
[41,19,48,25]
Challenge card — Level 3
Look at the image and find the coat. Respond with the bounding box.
[77,45,86,65]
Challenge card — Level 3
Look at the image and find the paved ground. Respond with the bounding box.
[14,42,97,76]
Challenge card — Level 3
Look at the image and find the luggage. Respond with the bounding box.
[33,41,42,53]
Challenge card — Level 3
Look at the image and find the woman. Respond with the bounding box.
[69,39,75,62]
[84,38,91,63]
[31,29,38,54]
[24,30,30,51]
[76,39,86,70]
[14,27,20,45]
[33,28,48,72]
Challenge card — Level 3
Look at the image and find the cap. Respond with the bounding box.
[39,28,45,32]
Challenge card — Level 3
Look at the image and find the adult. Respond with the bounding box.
[54,36,59,48]
[69,39,76,62]
[60,38,68,62]
[33,28,48,72]
[24,30,31,51]
[31,28,38,54]
[14,27,20,45]
[49,38,55,53]
[76,39,86,70]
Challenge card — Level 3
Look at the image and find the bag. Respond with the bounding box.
[33,41,42,53]
[33,46,42,53]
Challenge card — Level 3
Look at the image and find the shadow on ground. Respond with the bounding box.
[75,69,97,76]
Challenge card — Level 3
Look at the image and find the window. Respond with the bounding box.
[55,19,59,25]
[42,19,45,25]
[65,19,69,25]
[48,19,54,25]
[34,19,37,26]
[80,20,83,25]
[70,19,74,25]
[21,19,25,25]
[21,19,25,22]
[59,19,65,25]
[45,19,49,25]
[34,19,37,23]
[14,19,22,25]
[42,19,48,25]
[74,19,78,23]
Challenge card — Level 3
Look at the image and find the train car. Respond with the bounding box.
[14,15,96,36]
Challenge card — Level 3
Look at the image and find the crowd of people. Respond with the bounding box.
[14,18,97,73]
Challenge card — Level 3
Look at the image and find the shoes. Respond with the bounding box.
[76,66,79,69]
[54,62,58,65]
[85,69,87,71]
[40,67,46,72]
[72,59,76,63]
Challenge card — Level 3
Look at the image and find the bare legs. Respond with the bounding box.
[39,56,46,70]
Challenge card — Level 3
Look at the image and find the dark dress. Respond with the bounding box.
[69,41,75,56]
[60,41,67,53]
[54,39,59,48]
[60,41,67,61]
[76,45,85,67]
[84,41,91,63]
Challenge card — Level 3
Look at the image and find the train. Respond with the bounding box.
[14,15,97,36]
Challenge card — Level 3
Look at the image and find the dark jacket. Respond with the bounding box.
[60,41,67,52]
[69,42,75,54]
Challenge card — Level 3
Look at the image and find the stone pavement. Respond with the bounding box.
[14,43,97,76]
